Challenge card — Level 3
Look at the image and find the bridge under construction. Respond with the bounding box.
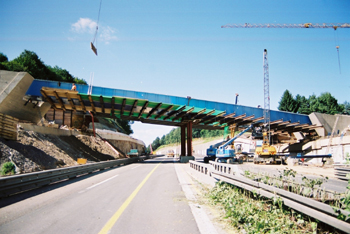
[0,70,346,159]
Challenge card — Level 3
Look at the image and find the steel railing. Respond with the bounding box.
[334,165,350,180]
[189,160,350,233]
[0,156,151,198]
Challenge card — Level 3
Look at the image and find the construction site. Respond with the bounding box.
[0,68,349,176]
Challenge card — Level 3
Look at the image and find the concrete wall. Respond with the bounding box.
[309,112,350,137]
[21,123,80,136]
[0,70,51,124]
[281,134,350,165]
[96,129,146,155]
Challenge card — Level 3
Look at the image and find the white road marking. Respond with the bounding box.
[175,164,218,234]
[131,165,141,170]
[79,174,119,193]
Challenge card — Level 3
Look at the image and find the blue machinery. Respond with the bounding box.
[215,125,253,163]
[29,80,318,157]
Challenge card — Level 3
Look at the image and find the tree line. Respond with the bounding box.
[278,90,349,115]
[0,50,135,134]
[147,128,224,153]
[0,50,87,84]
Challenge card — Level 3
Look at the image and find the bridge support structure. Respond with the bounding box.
[180,121,195,163]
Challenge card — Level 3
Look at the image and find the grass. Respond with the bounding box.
[206,181,342,234]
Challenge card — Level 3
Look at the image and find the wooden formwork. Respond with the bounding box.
[0,113,18,141]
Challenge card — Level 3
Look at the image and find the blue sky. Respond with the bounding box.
[1,1,349,146]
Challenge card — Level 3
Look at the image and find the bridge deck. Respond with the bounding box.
[26,80,316,134]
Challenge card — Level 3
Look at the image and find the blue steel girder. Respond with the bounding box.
[27,80,312,131]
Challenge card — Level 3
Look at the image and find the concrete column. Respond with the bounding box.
[181,125,186,156]
[187,121,192,156]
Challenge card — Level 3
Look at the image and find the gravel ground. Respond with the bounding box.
[0,129,124,174]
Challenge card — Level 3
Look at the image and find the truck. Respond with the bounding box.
[127,149,139,157]
[166,150,175,157]
[215,125,253,163]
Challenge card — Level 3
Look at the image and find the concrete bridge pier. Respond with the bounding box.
[180,121,195,163]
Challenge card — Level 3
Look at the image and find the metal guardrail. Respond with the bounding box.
[189,160,350,233]
[334,165,350,181]
[0,156,149,198]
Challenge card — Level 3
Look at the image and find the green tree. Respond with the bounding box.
[114,119,133,135]
[48,66,75,83]
[295,94,310,115]
[0,52,8,63]
[342,101,350,115]
[310,92,343,115]
[12,50,55,80]
[1,50,87,84]
[152,137,161,150]
[278,90,299,113]
[0,60,26,71]
[160,135,166,145]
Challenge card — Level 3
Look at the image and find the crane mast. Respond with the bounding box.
[263,49,270,144]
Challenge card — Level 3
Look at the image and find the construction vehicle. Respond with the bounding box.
[204,138,230,163]
[253,131,278,164]
[127,149,139,157]
[253,49,278,164]
[167,150,175,157]
[215,124,253,163]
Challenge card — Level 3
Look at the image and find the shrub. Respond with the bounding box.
[1,162,15,176]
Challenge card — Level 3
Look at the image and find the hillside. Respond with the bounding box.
[0,128,124,174]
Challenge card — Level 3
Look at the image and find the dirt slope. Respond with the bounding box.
[0,130,123,174]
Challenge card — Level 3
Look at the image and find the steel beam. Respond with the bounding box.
[138,101,149,118]
[146,103,162,119]
[181,125,186,156]
[129,99,138,117]
[163,106,186,121]
[154,105,173,120]
[187,121,192,156]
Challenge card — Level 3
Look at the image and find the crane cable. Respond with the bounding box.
[91,0,102,56]
[333,27,341,74]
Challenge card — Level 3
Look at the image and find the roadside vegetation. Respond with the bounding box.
[244,168,350,223]
[206,181,343,234]
[244,168,332,201]
[0,162,15,176]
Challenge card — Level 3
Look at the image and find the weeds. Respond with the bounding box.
[333,173,350,222]
[244,168,331,200]
[0,162,15,176]
[207,181,324,233]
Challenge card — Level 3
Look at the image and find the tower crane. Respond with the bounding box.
[221,23,350,29]
[221,23,350,73]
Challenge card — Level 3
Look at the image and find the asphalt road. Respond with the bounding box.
[0,157,210,234]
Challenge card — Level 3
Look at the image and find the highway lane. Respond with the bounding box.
[0,157,203,234]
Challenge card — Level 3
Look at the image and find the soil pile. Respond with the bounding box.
[0,129,123,174]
